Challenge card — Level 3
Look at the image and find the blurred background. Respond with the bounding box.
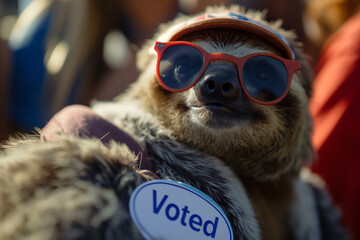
[0,0,310,140]
[0,0,359,239]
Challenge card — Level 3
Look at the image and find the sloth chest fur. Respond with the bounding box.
[242,177,294,240]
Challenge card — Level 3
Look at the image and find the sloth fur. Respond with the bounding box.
[0,5,348,240]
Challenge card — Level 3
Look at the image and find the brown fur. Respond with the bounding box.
[242,176,294,240]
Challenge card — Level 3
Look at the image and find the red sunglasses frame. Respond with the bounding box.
[154,41,301,105]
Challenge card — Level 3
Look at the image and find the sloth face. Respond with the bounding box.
[134,29,313,181]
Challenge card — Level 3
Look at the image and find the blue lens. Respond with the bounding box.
[243,56,288,102]
[159,45,204,90]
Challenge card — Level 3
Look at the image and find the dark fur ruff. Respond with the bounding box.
[0,108,347,240]
[0,5,348,240]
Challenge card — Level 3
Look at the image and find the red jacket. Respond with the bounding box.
[310,13,360,240]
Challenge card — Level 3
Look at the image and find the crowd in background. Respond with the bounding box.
[0,0,359,239]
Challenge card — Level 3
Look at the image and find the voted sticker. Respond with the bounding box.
[129,179,233,240]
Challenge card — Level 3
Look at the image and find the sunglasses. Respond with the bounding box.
[154,41,301,105]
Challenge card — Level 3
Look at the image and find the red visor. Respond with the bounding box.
[157,11,296,60]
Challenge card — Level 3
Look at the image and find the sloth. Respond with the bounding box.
[0,5,348,240]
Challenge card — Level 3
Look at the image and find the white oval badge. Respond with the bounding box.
[129,179,233,240]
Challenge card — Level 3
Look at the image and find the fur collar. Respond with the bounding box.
[92,101,261,240]
[92,100,345,240]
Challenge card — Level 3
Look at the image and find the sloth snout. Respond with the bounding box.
[195,65,241,101]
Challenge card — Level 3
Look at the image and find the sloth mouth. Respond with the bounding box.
[191,103,235,113]
[189,102,264,128]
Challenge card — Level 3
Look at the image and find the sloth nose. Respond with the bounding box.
[203,77,237,98]
[195,65,241,100]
